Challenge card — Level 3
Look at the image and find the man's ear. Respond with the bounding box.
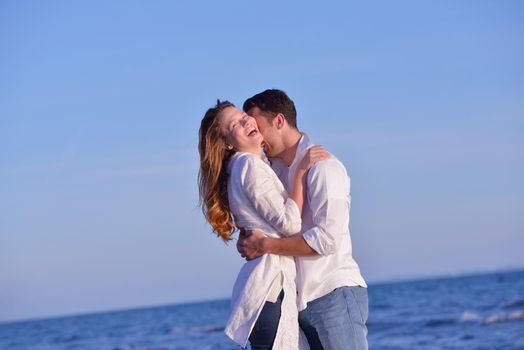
[274,113,286,129]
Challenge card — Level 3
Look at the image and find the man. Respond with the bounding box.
[237,89,368,350]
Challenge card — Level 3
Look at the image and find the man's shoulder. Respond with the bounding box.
[303,135,345,170]
[309,150,348,178]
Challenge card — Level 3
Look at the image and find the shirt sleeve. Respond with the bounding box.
[241,156,302,236]
[302,160,350,255]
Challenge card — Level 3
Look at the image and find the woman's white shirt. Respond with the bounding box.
[224,152,309,349]
[227,152,301,236]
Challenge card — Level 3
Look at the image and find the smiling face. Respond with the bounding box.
[218,106,263,154]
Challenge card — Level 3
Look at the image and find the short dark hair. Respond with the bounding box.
[243,89,297,129]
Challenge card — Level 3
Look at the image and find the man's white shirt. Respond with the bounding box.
[270,133,367,311]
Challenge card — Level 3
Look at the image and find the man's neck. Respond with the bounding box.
[276,130,302,167]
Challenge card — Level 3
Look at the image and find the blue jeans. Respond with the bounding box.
[249,290,284,350]
[298,286,368,350]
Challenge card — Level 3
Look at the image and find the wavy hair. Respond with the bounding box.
[198,100,236,241]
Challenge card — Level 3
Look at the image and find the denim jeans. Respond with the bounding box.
[298,286,368,350]
[249,290,284,350]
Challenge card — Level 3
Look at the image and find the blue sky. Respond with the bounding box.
[1,0,523,323]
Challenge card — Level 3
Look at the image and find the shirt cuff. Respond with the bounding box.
[302,227,335,256]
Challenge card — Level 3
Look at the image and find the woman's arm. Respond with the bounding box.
[240,156,302,235]
[288,145,329,215]
[239,147,328,236]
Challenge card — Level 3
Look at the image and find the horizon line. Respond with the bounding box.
[1,266,523,326]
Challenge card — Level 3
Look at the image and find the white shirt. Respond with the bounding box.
[224,152,310,349]
[270,133,367,311]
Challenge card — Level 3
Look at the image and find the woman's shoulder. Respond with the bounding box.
[229,152,271,176]
[230,152,265,167]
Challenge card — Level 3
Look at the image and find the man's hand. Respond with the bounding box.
[236,229,267,260]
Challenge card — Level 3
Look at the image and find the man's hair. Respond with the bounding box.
[243,89,297,129]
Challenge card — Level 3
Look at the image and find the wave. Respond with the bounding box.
[458,311,482,322]
[501,299,524,309]
[482,310,524,325]
[425,318,456,327]
[172,325,225,333]
[113,347,170,350]
[52,334,82,344]
[425,309,524,327]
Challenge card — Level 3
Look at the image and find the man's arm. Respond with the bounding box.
[300,159,349,256]
[237,229,317,260]
[238,159,350,260]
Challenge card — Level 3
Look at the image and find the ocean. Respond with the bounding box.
[1,269,523,350]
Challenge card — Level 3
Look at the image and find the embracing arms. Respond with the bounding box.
[238,147,349,259]
[240,145,329,236]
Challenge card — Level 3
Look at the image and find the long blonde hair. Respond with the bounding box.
[198,100,236,241]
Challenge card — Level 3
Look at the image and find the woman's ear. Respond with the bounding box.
[226,144,233,150]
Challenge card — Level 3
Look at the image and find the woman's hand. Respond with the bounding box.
[297,145,329,172]
[290,145,329,215]
[237,229,267,260]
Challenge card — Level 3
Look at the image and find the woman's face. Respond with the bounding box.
[219,106,263,153]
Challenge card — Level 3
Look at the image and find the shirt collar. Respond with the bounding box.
[289,132,314,169]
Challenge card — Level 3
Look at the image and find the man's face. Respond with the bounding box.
[246,106,281,157]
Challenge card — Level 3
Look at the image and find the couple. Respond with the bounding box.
[198,89,368,350]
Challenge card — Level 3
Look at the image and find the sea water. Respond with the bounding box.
[1,270,523,350]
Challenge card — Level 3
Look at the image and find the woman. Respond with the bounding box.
[198,100,327,349]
